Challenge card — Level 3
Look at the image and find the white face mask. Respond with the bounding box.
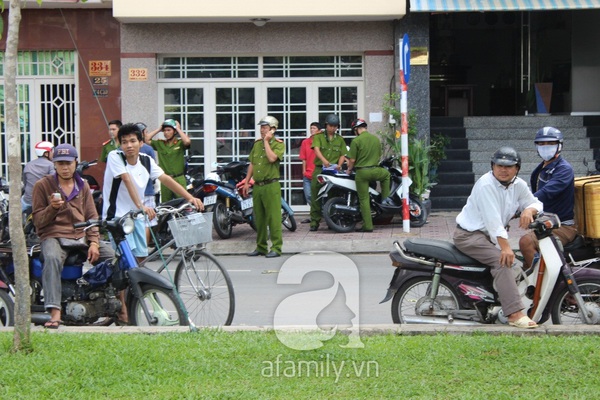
[537,144,558,161]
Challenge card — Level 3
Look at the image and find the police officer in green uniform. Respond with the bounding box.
[346,118,390,232]
[309,114,347,231]
[242,116,285,258]
[99,119,122,162]
[145,119,191,202]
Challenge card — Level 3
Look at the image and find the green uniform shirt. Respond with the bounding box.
[249,138,285,182]
[311,133,346,166]
[150,139,188,176]
[348,130,382,167]
[100,139,118,163]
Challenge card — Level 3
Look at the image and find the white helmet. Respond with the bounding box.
[34,141,54,157]
[257,116,279,129]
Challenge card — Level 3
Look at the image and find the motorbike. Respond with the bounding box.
[380,212,600,326]
[200,160,296,239]
[77,159,103,216]
[316,156,428,232]
[0,209,188,327]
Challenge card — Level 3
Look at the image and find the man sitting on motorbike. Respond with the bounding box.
[32,144,114,329]
[453,147,543,329]
[346,118,391,232]
[309,114,347,232]
[518,127,577,270]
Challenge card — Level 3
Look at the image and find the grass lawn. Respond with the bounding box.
[1,330,599,399]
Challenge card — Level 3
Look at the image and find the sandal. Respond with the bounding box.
[44,320,63,329]
[508,315,538,329]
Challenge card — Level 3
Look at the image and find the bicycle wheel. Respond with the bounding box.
[174,249,235,326]
[0,290,14,327]
[128,284,187,326]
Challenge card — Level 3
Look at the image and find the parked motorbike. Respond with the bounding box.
[316,156,427,232]
[200,160,296,239]
[0,209,188,327]
[77,159,103,216]
[381,212,600,326]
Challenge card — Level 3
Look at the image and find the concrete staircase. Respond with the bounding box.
[430,116,596,211]
[430,117,474,210]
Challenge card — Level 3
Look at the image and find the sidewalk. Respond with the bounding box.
[205,211,529,255]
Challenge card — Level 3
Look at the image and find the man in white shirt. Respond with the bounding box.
[103,123,204,258]
[453,147,543,329]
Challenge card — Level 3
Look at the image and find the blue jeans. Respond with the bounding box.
[41,238,114,310]
[303,176,312,204]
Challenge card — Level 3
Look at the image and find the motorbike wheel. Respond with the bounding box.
[551,280,600,325]
[409,195,428,228]
[175,249,235,326]
[213,199,233,239]
[323,197,357,233]
[0,290,14,327]
[128,284,188,326]
[282,210,297,232]
[391,277,459,324]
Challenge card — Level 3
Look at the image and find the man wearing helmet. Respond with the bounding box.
[145,119,192,202]
[454,147,543,328]
[242,116,285,258]
[346,118,391,232]
[309,114,347,231]
[22,141,55,213]
[519,127,577,270]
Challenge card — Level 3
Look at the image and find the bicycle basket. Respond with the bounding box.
[167,212,213,247]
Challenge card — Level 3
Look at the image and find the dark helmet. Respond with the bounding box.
[491,146,521,169]
[351,118,368,133]
[324,114,340,127]
[535,127,563,144]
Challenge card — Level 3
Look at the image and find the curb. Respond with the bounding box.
[6,323,600,336]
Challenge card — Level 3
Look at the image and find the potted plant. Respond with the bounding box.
[428,133,451,184]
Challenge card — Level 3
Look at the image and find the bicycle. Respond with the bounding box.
[139,202,235,326]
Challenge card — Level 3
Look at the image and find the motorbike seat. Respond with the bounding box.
[321,170,355,180]
[403,238,482,266]
[161,197,187,207]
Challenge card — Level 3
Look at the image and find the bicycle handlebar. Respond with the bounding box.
[154,202,198,216]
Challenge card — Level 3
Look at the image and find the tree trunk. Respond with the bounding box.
[5,1,32,352]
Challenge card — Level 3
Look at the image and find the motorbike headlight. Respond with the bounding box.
[120,216,135,235]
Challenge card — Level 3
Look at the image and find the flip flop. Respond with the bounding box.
[509,316,538,329]
[44,320,63,329]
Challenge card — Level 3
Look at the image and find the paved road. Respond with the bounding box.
[219,253,395,327]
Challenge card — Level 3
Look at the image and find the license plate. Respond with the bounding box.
[241,197,253,210]
[203,195,217,206]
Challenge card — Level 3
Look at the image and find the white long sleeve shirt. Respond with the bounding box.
[456,171,543,245]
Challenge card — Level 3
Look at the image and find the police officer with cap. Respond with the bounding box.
[242,116,285,258]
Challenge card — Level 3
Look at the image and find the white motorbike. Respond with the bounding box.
[315,156,427,232]
[381,212,600,326]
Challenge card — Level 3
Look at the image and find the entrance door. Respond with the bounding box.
[0,79,76,178]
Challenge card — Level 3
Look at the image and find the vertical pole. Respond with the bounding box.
[400,70,410,232]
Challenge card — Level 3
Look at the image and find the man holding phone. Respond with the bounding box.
[32,144,114,329]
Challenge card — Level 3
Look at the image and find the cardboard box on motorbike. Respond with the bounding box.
[574,176,600,239]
